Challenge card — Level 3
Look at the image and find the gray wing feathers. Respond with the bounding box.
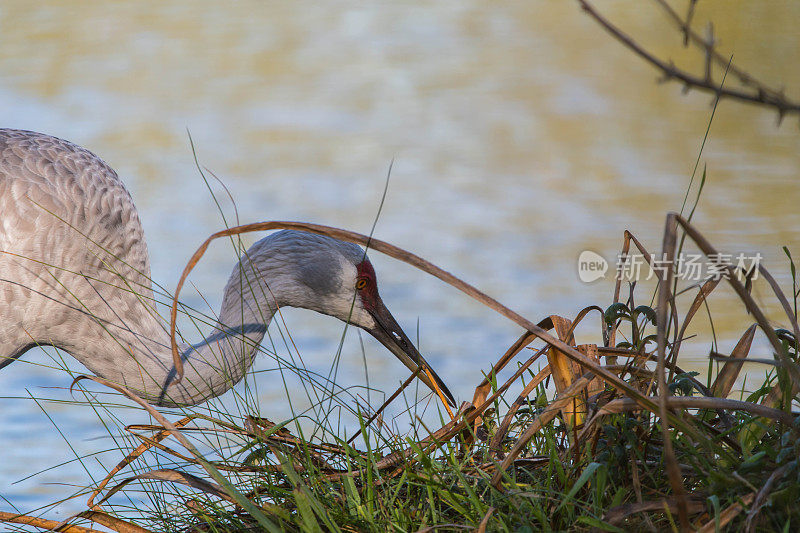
[0,129,159,366]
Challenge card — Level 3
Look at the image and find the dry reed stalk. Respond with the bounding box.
[696,493,755,532]
[489,363,551,458]
[710,324,757,398]
[656,214,689,530]
[87,416,197,507]
[167,221,669,421]
[603,498,706,527]
[670,214,799,386]
[545,316,584,429]
[94,470,235,508]
[585,397,794,425]
[0,511,105,533]
[491,374,593,488]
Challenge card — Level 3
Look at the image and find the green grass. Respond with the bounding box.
[4,221,799,532]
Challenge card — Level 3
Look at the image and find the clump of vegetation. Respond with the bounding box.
[2,211,798,533]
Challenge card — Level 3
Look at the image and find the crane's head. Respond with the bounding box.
[229,230,455,406]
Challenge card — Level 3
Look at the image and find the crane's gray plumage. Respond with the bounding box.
[0,129,453,407]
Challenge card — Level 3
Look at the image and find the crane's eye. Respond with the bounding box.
[355,278,368,290]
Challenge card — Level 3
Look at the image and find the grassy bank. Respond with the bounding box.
[2,211,799,533]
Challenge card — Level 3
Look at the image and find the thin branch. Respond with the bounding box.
[577,0,800,124]
[654,0,783,99]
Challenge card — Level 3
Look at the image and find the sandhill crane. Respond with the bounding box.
[0,129,454,407]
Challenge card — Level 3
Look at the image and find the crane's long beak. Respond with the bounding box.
[365,299,456,407]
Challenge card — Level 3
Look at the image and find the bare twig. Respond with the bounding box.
[577,0,800,124]
[654,0,784,99]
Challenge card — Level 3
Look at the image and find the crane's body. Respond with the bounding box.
[0,129,453,407]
